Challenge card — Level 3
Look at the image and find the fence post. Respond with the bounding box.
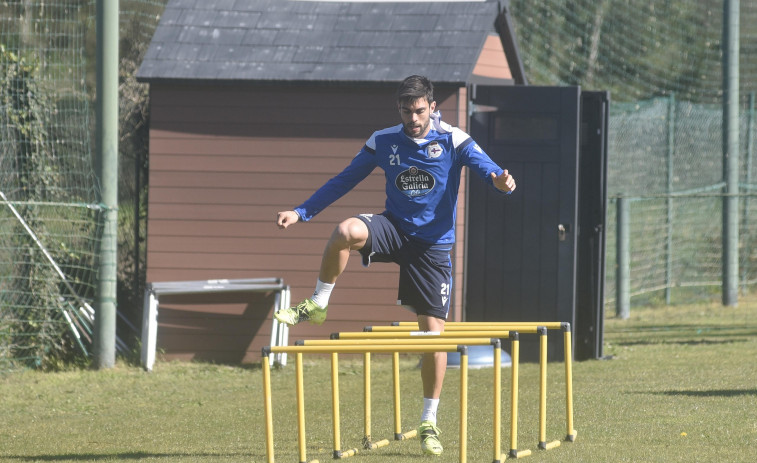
[743,92,754,294]
[94,0,119,369]
[616,196,630,319]
[666,93,675,304]
[722,0,740,306]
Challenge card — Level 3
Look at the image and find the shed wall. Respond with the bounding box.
[147,83,467,363]
[472,34,513,81]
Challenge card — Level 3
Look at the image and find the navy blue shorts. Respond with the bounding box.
[355,213,452,320]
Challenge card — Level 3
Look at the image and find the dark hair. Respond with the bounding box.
[396,75,434,105]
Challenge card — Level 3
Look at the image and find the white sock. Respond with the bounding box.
[421,397,439,424]
[310,279,334,308]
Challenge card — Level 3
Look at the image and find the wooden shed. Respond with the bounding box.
[136,0,524,364]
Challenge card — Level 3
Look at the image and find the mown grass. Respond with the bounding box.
[0,297,755,462]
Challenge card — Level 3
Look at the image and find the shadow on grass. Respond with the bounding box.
[615,338,749,347]
[607,324,757,336]
[656,388,757,398]
[1,452,253,461]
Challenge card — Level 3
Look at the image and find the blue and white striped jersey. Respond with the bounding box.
[294,112,506,244]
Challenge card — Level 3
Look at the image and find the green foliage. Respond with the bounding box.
[1,45,61,200]
[0,44,70,367]
[510,0,754,104]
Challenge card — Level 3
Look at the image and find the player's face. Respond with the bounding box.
[398,98,436,138]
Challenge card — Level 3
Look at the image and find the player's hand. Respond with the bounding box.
[277,211,300,229]
[491,170,516,193]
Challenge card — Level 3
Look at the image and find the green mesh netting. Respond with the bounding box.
[0,0,165,370]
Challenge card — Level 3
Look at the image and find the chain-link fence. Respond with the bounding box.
[511,0,757,308]
[604,96,756,306]
[0,0,165,370]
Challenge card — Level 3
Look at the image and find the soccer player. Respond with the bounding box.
[275,75,516,456]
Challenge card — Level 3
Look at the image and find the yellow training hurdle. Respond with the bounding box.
[298,337,504,460]
[262,343,477,463]
[261,322,577,462]
[329,327,566,459]
[364,321,578,445]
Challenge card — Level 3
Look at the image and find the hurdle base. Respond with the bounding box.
[566,430,578,442]
[334,448,359,459]
[364,438,390,450]
[396,429,417,440]
[508,449,532,459]
[538,440,561,450]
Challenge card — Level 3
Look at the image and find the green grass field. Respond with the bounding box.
[1,298,755,462]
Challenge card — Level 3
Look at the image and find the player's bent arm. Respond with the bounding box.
[293,149,377,222]
[458,137,513,195]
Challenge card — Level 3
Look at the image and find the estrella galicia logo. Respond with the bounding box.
[395,166,435,197]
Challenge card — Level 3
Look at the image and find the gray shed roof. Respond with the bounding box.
[136,0,505,84]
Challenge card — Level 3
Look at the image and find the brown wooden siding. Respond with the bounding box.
[147,83,468,363]
[472,34,512,81]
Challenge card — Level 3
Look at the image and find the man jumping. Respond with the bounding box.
[275,75,516,456]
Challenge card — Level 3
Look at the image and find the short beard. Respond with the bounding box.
[405,120,429,138]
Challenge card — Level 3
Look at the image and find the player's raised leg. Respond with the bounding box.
[274,218,368,326]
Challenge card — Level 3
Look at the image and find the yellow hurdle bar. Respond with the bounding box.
[564,329,577,442]
[538,327,562,451]
[360,353,390,450]
[264,344,471,463]
[296,352,307,463]
[350,329,534,337]
[335,330,546,340]
[493,341,502,463]
[262,350,275,463]
[384,321,565,330]
[508,333,531,459]
[331,353,355,459]
[271,344,470,354]
[393,352,416,441]
[460,349,469,463]
[301,337,500,346]
[363,352,372,448]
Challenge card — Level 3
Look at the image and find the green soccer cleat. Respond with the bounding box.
[418,421,443,456]
[274,298,327,326]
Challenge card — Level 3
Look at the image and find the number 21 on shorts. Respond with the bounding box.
[440,282,450,306]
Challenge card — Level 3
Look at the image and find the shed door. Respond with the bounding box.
[465,86,580,359]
